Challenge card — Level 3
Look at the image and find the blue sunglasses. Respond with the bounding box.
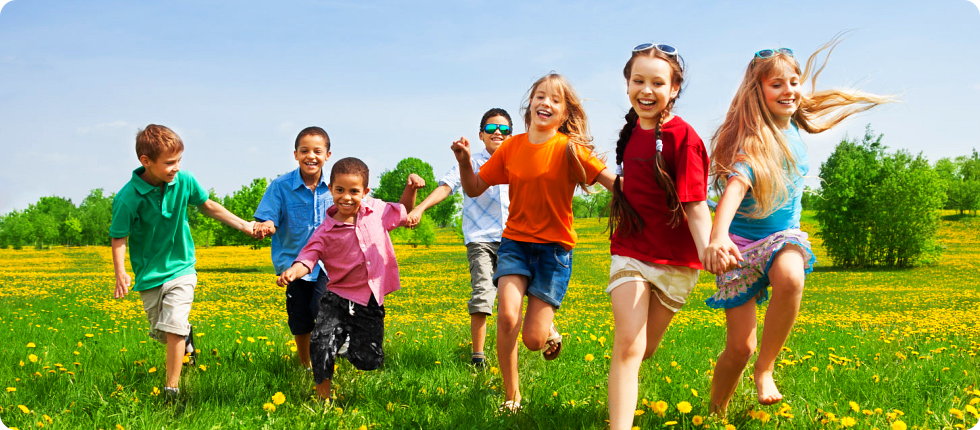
[482,124,512,135]
[632,43,678,56]
[754,48,794,61]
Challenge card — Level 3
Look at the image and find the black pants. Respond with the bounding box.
[310,290,385,384]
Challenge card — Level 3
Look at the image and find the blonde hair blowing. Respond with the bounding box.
[521,73,602,192]
[710,35,895,218]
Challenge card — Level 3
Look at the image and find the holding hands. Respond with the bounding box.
[703,236,744,275]
[253,220,276,239]
[404,174,426,228]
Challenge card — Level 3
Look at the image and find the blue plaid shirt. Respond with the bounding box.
[440,149,509,244]
[254,168,332,280]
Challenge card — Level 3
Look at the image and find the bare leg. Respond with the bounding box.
[496,274,528,404]
[165,333,186,389]
[521,296,557,352]
[754,246,805,405]
[295,333,312,368]
[642,294,676,360]
[607,281,650,430]
[709,301,758,416]
[315,378,332,401]
[471,313,488,354]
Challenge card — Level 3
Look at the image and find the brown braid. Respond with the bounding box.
[652,99,686,228]
[607,108,644,238]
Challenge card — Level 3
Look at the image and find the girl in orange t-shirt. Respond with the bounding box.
[451,73,616,411]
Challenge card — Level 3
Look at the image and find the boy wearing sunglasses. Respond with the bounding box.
[407,108,513,369]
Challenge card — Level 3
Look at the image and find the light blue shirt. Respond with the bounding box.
[254,168,332,280]
[729,125,809,241]
[439,149,509,244]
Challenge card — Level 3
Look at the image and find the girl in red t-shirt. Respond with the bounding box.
[451,73,616,412]
[605,44,713,430]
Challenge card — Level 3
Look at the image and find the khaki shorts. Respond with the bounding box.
[606,255,698,312]
[466,242,499,315]
[139,274,196,343]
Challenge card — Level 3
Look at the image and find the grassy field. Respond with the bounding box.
[1,213,979,429]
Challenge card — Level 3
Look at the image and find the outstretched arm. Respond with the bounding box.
[703,177,748,274]
[451,137,490,197]
[277,262,312,287]
[199,199,260,239]
[111,237,131,299]
[408,184,452,226]
[683,200,712,265]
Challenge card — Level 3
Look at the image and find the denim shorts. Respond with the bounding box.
[493,237,573,308]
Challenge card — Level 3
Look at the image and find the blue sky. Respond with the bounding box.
[1,0,978,214]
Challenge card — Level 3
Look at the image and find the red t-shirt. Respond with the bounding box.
[609,116,708,269]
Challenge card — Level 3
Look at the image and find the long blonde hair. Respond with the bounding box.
[521,73,600,192]
[710,35,894,218]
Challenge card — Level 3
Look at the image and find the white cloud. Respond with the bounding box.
[967,0,980,15]
[0,1,16,17]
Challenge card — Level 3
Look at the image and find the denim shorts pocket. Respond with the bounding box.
[553,246,571,268]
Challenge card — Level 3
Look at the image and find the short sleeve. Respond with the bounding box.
[253,182,282,225]
[731,161,755,184]
[109,191,134,239]
[439,165,462,194]
[184,171,209,206]
[674,137,708,203]
[478,137,512,186]
[573,144,608,185]
[381,201,409,232]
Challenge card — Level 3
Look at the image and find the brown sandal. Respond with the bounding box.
[543,324,563,361]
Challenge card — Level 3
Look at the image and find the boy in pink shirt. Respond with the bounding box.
[277,157,424,401]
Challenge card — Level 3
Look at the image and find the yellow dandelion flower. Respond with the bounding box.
[552,391,558,397]
[272,392,286,405]
[725,425,736,430]
[841,416,856,427]
[148,367,157,373]
[6,387,15,392]
[970,398,980,405]
[677,401,692,414]
[198,365,207,371]
[28,354,38,363]
[653,400,668,417]
[151,387,160,396]
[691,388,698,397]
[263,402,276,412]
[358,426,366,430]
[664,421,677,426]
[490,367,499,375]
[965,404,978,417]
[891,420,907,430]
[584,354,594,362]
[85,334,94,338]
[692,415,704,425]
[26,342,35,348]
[950,408,964,420]
[849,401,860,412]
[634,409,644,416]
[116,425,125,430]
[664,376,671,383]
[18,405,30,413]
[43,415,52,423]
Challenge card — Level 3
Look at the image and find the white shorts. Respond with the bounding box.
[606,255,699,312]
[139,274,196,343]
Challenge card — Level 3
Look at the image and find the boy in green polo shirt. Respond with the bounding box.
[110,124,259,397]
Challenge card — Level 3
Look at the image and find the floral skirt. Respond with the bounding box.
[705,229,816,309]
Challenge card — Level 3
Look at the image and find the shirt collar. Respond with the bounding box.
[323,197,376,229]
[130,166,175,196]
[289,167,329,191]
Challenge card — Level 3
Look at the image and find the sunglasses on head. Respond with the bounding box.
[482,124,512,135]
[632,43,678,56]
[754,48,794,60]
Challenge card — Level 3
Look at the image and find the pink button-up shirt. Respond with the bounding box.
[295,197,408,306]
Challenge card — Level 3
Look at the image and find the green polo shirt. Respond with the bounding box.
[110,167,209,292]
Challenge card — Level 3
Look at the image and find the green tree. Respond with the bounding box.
[374,158,446,246]
[79,188,113,245]
[215,178,268,247]
[815,125,945,268]
[0,210,31,248]
[937,149,980,215]
[189,189,222,248]
[64,216,83,247]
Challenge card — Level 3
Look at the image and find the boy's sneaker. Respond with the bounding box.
[337,336,350,358]
[164,386,180,400]
[184,326,198,366]
[471,352,486,370]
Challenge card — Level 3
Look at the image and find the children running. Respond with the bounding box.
[452,74,615,411]
[276,157,424,402]
[110,124,260,397]
[604,43,712,430]
[703,37,892,415]
[253,126,333,368]
[407,108,512,369]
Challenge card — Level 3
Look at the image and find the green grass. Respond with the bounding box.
[1,212,979,429]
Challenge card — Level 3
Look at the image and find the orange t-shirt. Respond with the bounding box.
[479,132,607,250]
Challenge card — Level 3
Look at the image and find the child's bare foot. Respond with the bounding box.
[754,369,782,405]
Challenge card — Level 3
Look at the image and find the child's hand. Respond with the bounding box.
[242,220,262,239]
[451,137,472,163]
[113,272,131,299]
[255,220,276,239]
[276,268,298,287]
[406,207,423,229]
[703,236,743,274]
[406,173,426,190]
